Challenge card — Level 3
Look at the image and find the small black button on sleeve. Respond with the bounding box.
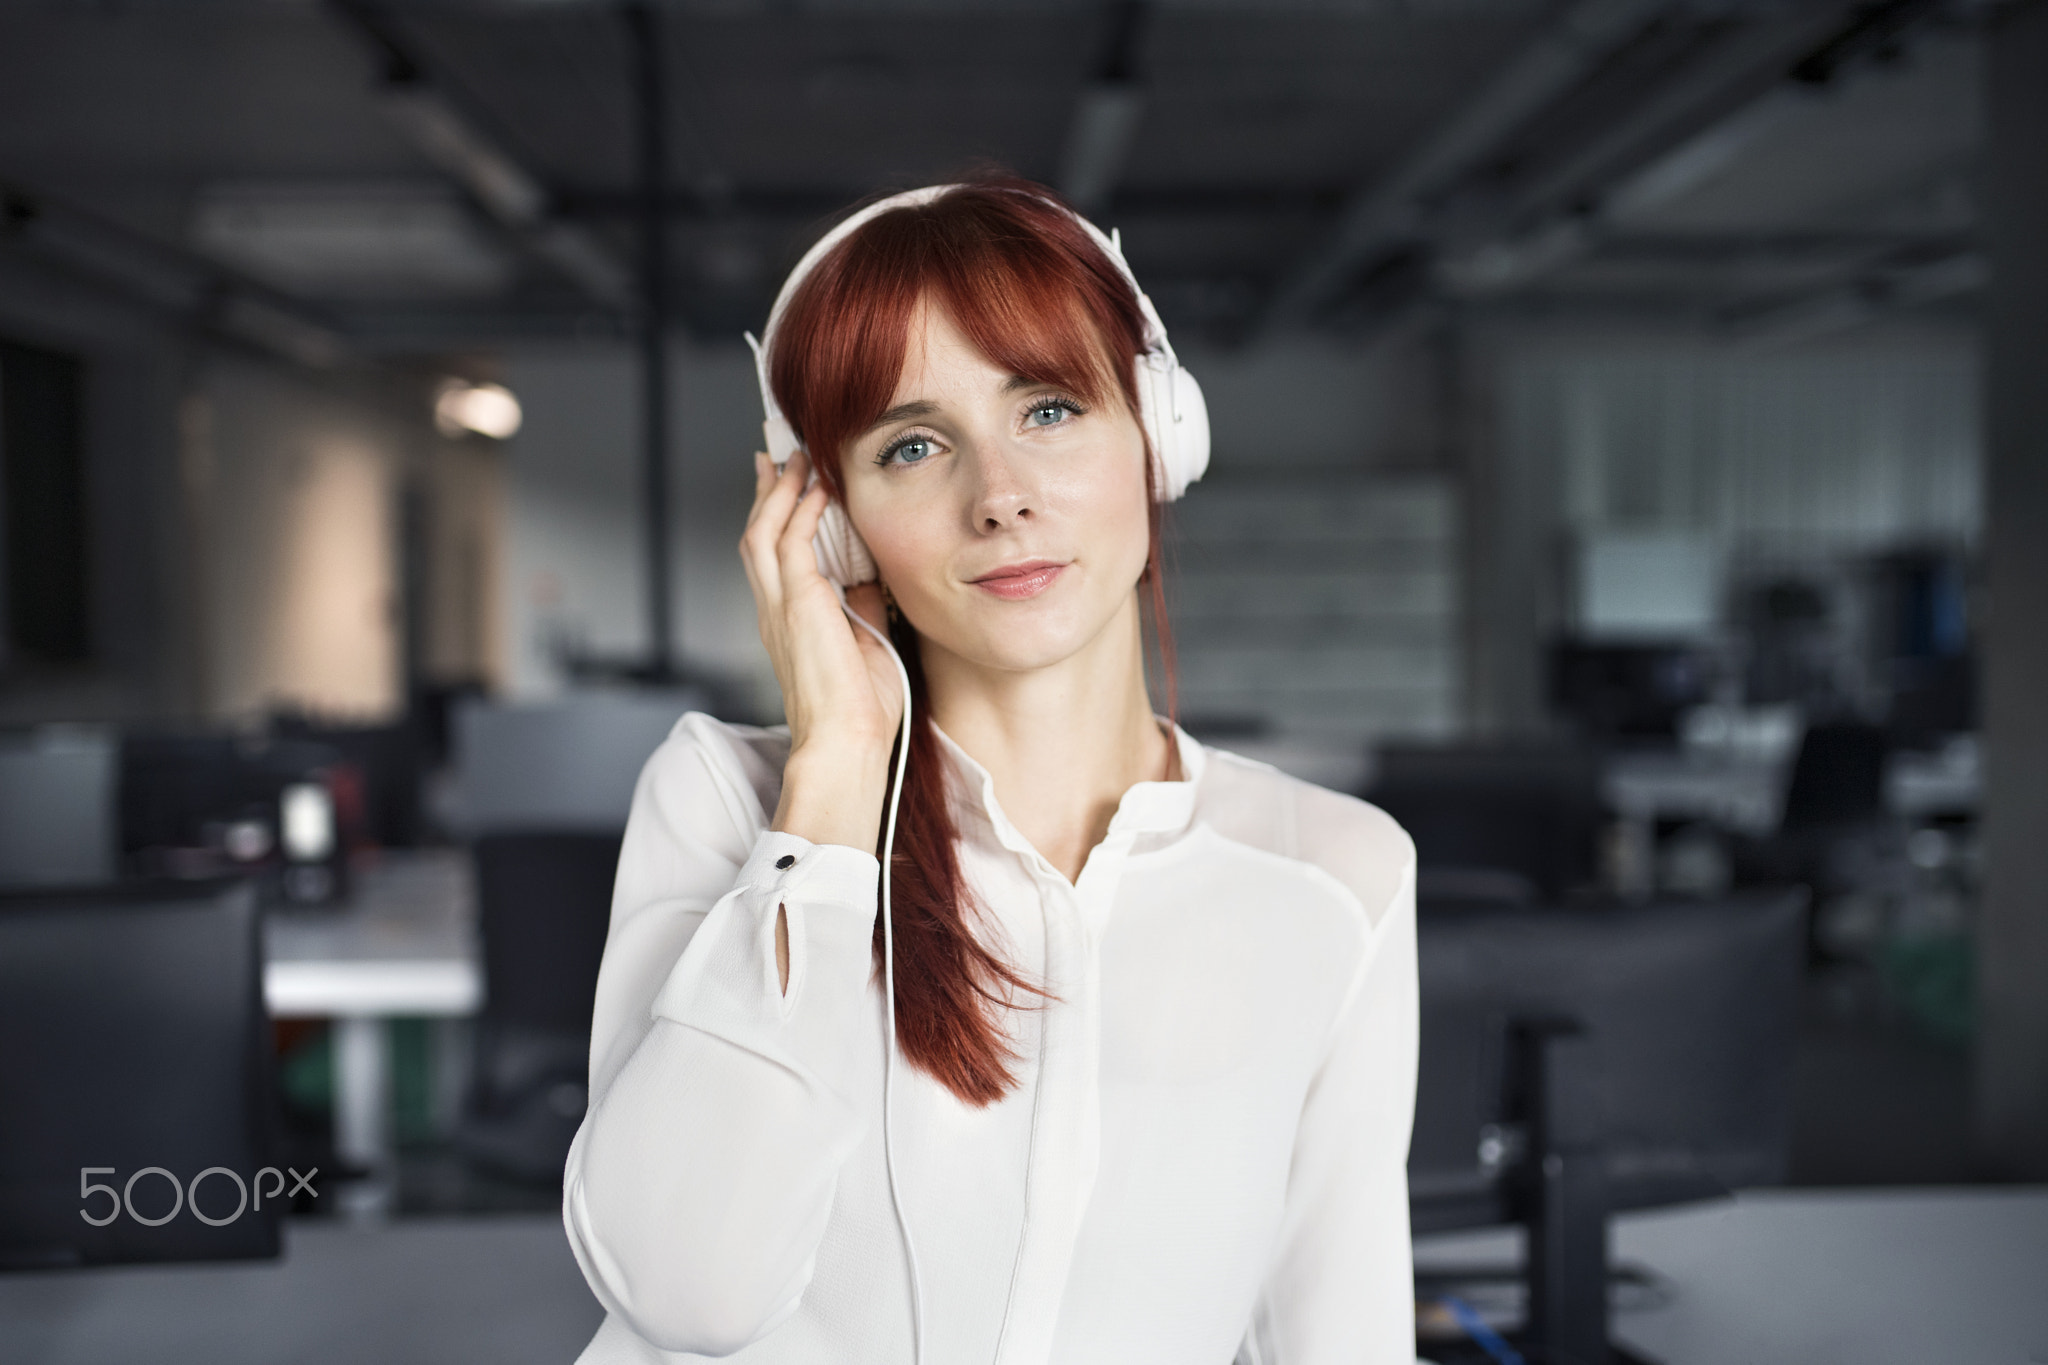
[775,854,796,869]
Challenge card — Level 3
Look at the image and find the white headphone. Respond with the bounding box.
[744,184,1210,586]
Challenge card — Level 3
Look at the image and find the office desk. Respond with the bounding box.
[1605,747,1983,833]
[1417,1187,2048,1365]
[1604,752,1783,836]
[1602,747,1982,894]
[264,850,482,1211]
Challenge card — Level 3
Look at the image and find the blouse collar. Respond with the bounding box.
[930,719,1205,868]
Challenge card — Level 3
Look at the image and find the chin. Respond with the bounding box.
[931,596,1109,674]
[969,617,1094,672]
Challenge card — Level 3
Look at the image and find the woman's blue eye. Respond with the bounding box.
[1028,403,1068,427]
[886,437,933,465]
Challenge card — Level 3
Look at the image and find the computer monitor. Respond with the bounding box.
[446,691,703,835]
[1548,639,1716,743]
[0,725,116,889]
[0,879,281,1268]
[1410,891,1806,1360]
[1366,743,1605,904]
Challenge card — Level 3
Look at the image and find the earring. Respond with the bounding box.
[881,582,902,626]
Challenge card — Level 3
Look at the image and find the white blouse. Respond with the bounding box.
[563,713,1418,1365]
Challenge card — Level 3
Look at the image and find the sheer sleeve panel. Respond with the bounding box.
[564,715,886,1356]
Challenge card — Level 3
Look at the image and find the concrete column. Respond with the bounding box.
[1976,0,2048,1180]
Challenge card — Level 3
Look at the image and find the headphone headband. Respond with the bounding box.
[743,184,1180,457]
[743,180,1208,575]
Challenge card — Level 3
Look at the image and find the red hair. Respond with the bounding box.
[768,177,1176,1105]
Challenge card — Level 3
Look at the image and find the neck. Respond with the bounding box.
[920,593,1172,883]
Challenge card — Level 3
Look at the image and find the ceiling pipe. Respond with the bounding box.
[329,0,631,308]
[1259,0,1682,334]
[1058,1,1149,216]
[376,82,630,307]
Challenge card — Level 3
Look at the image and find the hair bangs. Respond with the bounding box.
[768,181,1146,497]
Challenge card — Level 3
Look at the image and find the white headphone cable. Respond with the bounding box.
[833,583,926,1365]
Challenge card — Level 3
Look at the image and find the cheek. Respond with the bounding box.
[1057,432,1153,578]
[843,491,948,592]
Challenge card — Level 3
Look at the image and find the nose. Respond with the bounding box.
[966,440,1035,534]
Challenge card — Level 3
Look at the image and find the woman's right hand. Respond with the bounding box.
[739,450,903,854]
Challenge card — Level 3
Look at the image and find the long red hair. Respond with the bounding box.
[768,177,1176,1105]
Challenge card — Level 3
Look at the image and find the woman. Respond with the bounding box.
[563,177,1417,1365]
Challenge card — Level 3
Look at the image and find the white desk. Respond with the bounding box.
[264,850,482,1211]
[1417,1187,2048,1364]
[0,1215,601,1365]
[1604,752,1784,836]
[3,1190,2038,1363]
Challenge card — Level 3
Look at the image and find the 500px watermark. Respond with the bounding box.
[78,1166,318,1227]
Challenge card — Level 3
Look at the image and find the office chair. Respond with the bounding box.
[1778,722,1887,832]
[0,879,281,1268]
[457,831,623,1184]
[441,695,687,1183]
[1733,723,1892,938]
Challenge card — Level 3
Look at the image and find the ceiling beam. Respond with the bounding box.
[552,184,1349,223]
[1259,0,1683,333]
[1724,249,1983,347]
[1433,0,1948,300]
[1,181,349,369]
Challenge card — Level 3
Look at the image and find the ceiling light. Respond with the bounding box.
[436,381,522,440]
[192,180,511,299]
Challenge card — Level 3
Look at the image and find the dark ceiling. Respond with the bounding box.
[0,0,1984,357]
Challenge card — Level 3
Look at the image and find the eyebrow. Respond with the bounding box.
[866,399,938,432]
[861,377,1048,436]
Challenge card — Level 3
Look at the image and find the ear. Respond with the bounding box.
[814,502,879,586]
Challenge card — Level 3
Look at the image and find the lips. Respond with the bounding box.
[971,559,1066,601]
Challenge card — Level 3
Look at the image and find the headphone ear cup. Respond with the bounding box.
[813,501,879,586]
[1168,366,1209,494]
[1135,353,1210,501]
[1136,352,1174,502]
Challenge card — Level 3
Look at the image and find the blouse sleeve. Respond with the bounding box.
[562,717,886,1356]
[1245,850,1420,1363]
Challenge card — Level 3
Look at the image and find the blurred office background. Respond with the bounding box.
[1,1,2045,1363]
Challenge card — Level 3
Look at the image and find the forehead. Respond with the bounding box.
[890,297,1008,402]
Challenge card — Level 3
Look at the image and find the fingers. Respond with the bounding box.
[775,475,833,587]
[741,451,812,600]
[743,451,805,530]
[741,454,771,594]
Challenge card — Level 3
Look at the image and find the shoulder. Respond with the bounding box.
[1194,743,1415,933]
[631,713,791,854]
